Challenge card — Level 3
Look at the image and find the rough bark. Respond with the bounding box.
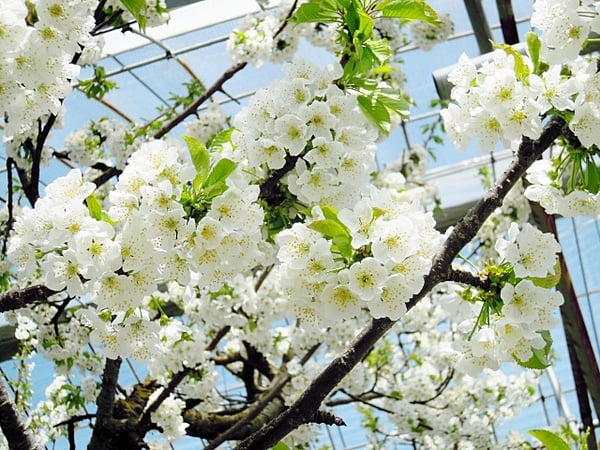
[0,379,41,450]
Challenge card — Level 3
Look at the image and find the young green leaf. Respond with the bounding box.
[358,94,392,133]
[119,0,147,31]
[204,158,237,188]
[308,219,351,240]
[332,234,353,260]
[526,31,542,74]
[514,330,552,369]
[320,205,341,221]
[272,443,290,450]
[357,9,375,40]
[365,38,391,64]
[494,42,530,81]
[182,135,210,187]
[375,0,439,24]
[210,127,234,153]
[528,429,571,450]
[584,158,600,194]
[86,193,103,221]
[290,0,338,24]
[530,265,561,289]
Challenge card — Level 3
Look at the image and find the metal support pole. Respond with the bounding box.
[496,0,519,44]
[463,0,494,54]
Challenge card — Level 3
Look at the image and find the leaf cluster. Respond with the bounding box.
[180,134,237,222]
[291,0,440,132]
[79,66,118,100]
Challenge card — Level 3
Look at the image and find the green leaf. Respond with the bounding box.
[375,0,439,25]
[309,219,351,240]
[345,1,361,34]
[86,194,103,221]
[183,135,210,187]
[119,0,147,31]
[528,429,571,450]
[209,127,234,153]
[365,38,391,64]
[332,234,353,260]
[494,42,530,81]
[514,331,553,369]
[526,31,542,74]
[204,158,237,188]
[202,181,229,200]
[584,158,600,194]
[530,261,561,289]
[320,205,340,221]
[290,0,338,24]
[272,443,290,450]
[357,9,374,40]
[358,94,391,133]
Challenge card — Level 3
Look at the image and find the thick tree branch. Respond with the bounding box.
[204,343,319,450]
[235,116,566,449]
[0,378,41,450]
[0,285,58,313]
[410,115,566,308]
[88,358,123,450]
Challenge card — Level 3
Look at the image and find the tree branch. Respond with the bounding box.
[0,285,58,313]
[234,116,567,450]
[88,358,123,450]
[447,268,490,291]
[0,378,41,450]
[204,343,320,450]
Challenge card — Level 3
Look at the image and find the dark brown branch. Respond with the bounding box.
[88,358,123,450]
[332,389,396,415]
[0,378,40,450]
[136,325,231,435]
[447,268,490,291]
[410,368,454,406]
[234,116,567,450]
[204,343,320,450]
[3,158,15,256]
[310,410,346,426]
[0,285,58,313]
[207,325,231,351]
[259,154,301,206]
[408,115,566,311]
[154,62,248,139]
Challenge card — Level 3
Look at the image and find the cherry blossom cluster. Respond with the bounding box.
[530,0,599,64]
[276,191,442,325]
[104,0,170,28]
[146,391,189,442]
[0,0,96,149]
[440,50,544,152]
[442,0,600,218]
[451,223,564,377]
[227,13,282,67]
[408,12,454,51]
[226,1,453,73]
[63,117,137,170]
[350,292,539,449]
[525,158,600,218]
[183,102,226,145]
[7,139,268,360]
[231,59,379,210]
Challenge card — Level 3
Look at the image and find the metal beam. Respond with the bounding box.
[463,0,494,54]
[496,0,519,44]
[165,0,206,9]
